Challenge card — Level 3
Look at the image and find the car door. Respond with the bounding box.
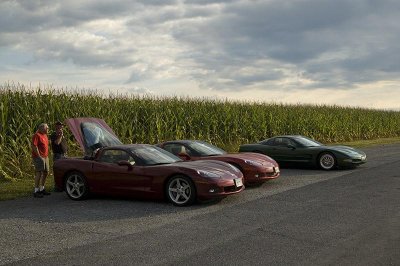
[91,149,153,196]
[289,142,313,163]
[272,138,312,163]
[249,139,277,158]
[268,137,298,162]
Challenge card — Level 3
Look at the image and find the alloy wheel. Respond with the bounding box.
[167,176,195,206]
[65,173,88,200]
[319,153,336,170]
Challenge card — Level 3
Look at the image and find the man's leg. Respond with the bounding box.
[40,171,48,187]
[34,171,43,198]
[40,170,51,195]
[39,157,51,195]
[35,171,41,189]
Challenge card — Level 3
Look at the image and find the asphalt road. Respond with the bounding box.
[1,144,399,265]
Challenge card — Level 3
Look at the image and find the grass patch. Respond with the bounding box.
[331,136,400,148]
[0,176,55,201]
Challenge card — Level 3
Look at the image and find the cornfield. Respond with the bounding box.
[1,83,400,180]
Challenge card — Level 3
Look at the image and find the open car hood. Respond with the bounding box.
[65,117,122,154]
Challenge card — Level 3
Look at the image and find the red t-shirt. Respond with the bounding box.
[32,132,49,158]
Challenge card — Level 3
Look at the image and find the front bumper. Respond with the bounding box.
[243,166,280,184]
[196,178,245,200]
[340,156,367,167]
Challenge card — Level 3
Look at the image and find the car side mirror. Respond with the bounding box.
[117,160,134,169]
[287,144,296,150]
[178,152,191,161]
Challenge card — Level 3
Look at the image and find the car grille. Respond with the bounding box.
[224,185,243,193]
[352,158,366,163]
[258,172,279,177]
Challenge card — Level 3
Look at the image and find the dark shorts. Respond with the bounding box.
[33,157,50,172]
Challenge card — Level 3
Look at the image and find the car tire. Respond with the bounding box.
[166,175,196,206]
[64,171,89,200]
[318,152,336,170]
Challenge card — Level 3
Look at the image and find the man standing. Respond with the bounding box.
[50,121,67,161]
[32,123,51,198]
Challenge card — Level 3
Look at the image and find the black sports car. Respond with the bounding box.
[239,135,367,170]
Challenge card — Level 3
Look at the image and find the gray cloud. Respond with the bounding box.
[1,0,400,94]
[169,0,400,91]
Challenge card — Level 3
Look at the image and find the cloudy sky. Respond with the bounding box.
[1,0,399,109]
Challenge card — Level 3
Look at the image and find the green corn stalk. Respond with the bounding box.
[1,83,400,180]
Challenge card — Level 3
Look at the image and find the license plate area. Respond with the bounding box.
[234,178,243,187]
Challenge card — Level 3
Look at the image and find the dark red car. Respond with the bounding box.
[158,140,280,185]
[53,118,244,206]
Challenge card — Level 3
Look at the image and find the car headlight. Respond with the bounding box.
[197,170,220,178]
[244,159,262,167]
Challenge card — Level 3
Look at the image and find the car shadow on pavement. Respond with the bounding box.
[0,166,361,224]
[0,192,223,224]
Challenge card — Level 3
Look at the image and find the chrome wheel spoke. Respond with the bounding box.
[182,193,189,200]
[174,193,181,202]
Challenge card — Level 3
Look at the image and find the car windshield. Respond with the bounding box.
[81,122,122,151]
[187,141,226,156]
[294,136,323,147]
[130,146,182,165]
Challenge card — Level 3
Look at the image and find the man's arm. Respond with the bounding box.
[51,132,62,145]
[54,134,63,145]
[32,143,41,157]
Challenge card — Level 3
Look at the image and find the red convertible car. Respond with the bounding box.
[158,140,280,185]
[53,118,244,206]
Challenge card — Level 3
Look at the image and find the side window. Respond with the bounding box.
[286,139,296,147]
[265,139,275,145]
[276,138,294,147]
[281,138,290,146]
[99,149,135,165]
[274,138,284,146]
[163,144,186,156]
